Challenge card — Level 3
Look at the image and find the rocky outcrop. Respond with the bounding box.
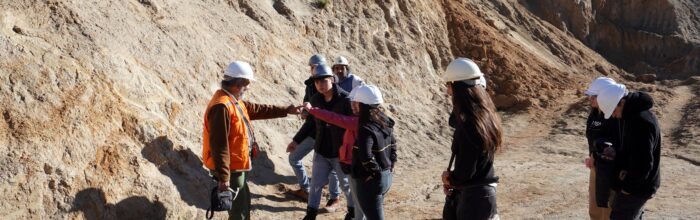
[523,0,700,77]
[0,0,691,219]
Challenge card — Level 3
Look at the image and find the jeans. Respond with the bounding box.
[610,192,649,220]
[354,170,392,220]
[289,137,340,198]
[349,178,366,220]
[443,185,498,220]
[308,153,353,209]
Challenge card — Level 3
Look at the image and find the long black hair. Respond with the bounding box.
[450,81,503,159]
[358,103,392,128]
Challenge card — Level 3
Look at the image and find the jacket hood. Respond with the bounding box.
[623,92,654,116]
[304,77,314,86]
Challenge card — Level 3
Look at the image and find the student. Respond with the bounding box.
[441,58,501,220]
[297,65,355,220]
[596,83,661,220]
[583,77,620,220]
[348,85,397,220]
[301,87,368,219]
[287,54,342,206]
[332,56,364,92]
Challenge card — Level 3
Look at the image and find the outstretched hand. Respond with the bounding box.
[287,105,304,115]
[287,141,298,153]
[302,102,313,110]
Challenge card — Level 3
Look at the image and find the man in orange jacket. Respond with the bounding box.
[202,61,301,220]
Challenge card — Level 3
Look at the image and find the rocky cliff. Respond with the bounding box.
[1,0,698,219]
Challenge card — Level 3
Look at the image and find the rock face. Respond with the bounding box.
[0,0,696,219]
[524,0,700,77]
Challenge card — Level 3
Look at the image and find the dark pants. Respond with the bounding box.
[228,172,250,220]
[354,170,392,220]
[443,185,498,220]
[595,157,615,208]
[610,192,648,220]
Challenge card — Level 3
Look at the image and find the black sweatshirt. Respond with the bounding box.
[586,109,621,155]
[614,92,661,198]
[295,86,351,158]
[292,78,319,143]
[352,117,397,179]
[447,113,499,188]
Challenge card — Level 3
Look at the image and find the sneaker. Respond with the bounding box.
[289,189,309,202]
[324,198,341,213]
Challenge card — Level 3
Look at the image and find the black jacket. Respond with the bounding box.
[586,110,621,155]
[292,78,319,143]
[615,92,661,198]
[352,116,397,179]
[448,113,499,188]
[295,86,351,158]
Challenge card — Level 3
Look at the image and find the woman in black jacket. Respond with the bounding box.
[441,58,502,220]
[350,85,397,220]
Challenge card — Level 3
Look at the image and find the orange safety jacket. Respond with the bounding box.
[202,89,256,172]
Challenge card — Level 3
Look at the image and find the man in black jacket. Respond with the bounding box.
[296,65,354,220]
[597,84,661,220]
[286,54,341,204]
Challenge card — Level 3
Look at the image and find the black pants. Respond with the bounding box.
[610,192,648,220]
[594,159,615,207]
[443,185,498,220]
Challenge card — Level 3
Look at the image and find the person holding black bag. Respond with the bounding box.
[441,58,502,220]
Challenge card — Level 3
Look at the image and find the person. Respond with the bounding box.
[332,56,364,93]
[441,58,501,220]
[294,65,355,220]
[596,83,661,220]
[202,61,301,220]
[349,85,397,220]
[301,87,373,220]
[583,77,620,220]
[287,54,342,206]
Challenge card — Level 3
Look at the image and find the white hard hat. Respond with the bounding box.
[224,61,256,81]
[443,58,484,82]
[585,77,616,96]
[334,56,349,66]
[597,83,627,119]
[350,84,383,105]
[476,76,487,88]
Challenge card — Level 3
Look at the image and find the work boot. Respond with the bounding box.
[324,198,341,213]
[302,207,318,220]
[344,207,354,220]
[289,188,309,202]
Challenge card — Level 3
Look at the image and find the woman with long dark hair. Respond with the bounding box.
[441,58,502,220]
[350,85,397,220]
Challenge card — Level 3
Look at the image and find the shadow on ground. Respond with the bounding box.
[142,136,213,209]
[71,188,167,220]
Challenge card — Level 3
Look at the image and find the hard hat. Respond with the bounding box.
[311,64,334,79]
[224,61,256,81]
[309,54,327,66]
[350,84,384,105]
[334,56,349,66]
[597,83,627,119]
[443,58,484,82]
[585,77,616,96]
[476,76,486,88]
